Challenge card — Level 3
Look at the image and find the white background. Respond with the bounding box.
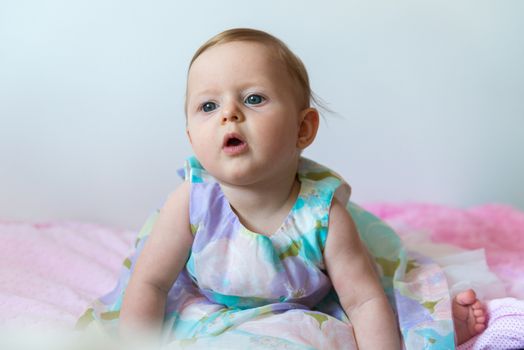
[1,0,523,230]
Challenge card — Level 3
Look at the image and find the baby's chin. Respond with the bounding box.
[215,173,260,188]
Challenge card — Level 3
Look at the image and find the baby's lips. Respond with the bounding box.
[222,132,249,156]
[222,132,246,147]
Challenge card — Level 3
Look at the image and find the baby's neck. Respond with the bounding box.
[219,172,300,236]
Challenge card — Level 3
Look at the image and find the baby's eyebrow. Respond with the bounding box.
[186,90,217,106]
[189,89,217,98]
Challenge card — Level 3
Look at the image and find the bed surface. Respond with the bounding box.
[1,203,523,347]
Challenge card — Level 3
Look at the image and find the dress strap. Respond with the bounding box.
[297,157,351,206]
[178,156,215,184]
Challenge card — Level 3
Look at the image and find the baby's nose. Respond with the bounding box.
[221,110,245,124]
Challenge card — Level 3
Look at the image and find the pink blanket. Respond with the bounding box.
[0,221,135,328]
[1,203,523,347]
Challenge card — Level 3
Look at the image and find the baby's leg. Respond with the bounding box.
[453,289,486,345]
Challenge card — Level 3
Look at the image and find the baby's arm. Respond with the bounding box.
[324,199,400,350]
[119,181,193,337]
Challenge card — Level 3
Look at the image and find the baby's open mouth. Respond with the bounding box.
[226,137,244,147]
[222,133,248,155]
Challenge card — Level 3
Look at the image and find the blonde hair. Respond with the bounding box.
[186,28,314,112]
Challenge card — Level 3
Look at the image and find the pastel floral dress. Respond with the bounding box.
[78,157,456,349]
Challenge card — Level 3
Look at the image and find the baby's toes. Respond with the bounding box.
[473,322,486,333]
[474,309,483,317]
[472,301,485,316]
[472,303,487,333]
[472,300,483,311]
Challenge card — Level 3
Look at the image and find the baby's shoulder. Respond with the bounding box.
[162,181,191,214]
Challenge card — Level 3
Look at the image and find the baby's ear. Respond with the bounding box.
[186,129,192,143]
[297,108,319,149]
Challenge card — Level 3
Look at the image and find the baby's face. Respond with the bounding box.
[185,41,306,187]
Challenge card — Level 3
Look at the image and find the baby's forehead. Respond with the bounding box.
[188,43,291,84]
[191,41,281,70]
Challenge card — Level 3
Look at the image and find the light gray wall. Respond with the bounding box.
[1,0,523,230]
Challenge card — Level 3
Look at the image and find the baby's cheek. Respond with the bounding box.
[268,134,300,156]
[192,131,217,154]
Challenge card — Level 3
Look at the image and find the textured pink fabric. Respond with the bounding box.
[0,220,135,328]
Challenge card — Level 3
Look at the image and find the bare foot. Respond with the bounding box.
[453,289,487,345]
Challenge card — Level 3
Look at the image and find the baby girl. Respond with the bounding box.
[112,28,486,349]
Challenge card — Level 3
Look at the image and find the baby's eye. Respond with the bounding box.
[201,102,217,113]
[244,94,265,105]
